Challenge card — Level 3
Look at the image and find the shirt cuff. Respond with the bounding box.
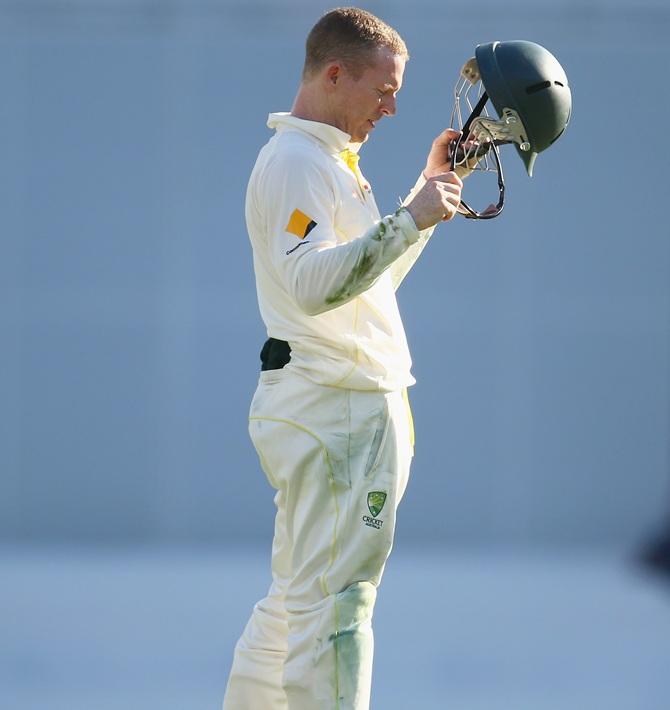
[393,207,420,245]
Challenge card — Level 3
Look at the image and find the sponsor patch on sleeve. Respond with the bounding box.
[285,208,317,239]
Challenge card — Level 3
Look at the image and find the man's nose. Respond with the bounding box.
[381,94,397,116]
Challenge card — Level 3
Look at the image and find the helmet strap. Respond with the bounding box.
[450,92,506,219]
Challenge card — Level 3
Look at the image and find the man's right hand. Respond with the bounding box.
[404,172,464,231]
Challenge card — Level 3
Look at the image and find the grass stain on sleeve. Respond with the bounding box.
[324,244,376,306]
[324,220,390,306]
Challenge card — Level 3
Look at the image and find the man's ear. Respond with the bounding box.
[325,63,341,86]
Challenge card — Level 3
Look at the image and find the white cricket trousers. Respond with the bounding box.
[223,367,414,710]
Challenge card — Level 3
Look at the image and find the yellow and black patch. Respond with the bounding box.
[285,208,317,239]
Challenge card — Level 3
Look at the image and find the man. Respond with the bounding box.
[223,8,464,709]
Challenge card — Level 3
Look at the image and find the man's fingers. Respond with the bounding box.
[434,128,462,145]
[436,182,462,198]
[406,167,466,229]
[435,181,463,220]
[430,171,464,189]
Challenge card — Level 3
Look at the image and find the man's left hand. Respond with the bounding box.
[423,128,485,180]
[423,128,461,179]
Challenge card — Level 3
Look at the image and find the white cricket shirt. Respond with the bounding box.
[246,112,434,392]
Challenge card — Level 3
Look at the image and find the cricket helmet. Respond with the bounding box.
[474,40,572,176]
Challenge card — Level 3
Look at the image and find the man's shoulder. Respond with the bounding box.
[252,130,335,193]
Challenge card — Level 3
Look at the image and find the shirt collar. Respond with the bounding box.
[267,112,362,155]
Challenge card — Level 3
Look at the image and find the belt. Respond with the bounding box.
[260,338,291,371]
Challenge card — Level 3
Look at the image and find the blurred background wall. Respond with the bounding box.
[1,0,668,548]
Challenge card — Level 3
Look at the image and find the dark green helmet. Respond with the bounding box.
[475,40,572,176]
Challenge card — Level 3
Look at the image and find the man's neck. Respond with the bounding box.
[291,86,341,133]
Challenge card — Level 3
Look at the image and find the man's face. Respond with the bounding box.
[333,46,405,144]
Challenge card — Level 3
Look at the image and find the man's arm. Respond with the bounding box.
[390,173,436,291]
[391,129,477,291]
[261,145,461,316]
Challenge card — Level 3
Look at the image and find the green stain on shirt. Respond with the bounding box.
[324,244,376,306]
[324,220,395,306]
[371,221,386,241]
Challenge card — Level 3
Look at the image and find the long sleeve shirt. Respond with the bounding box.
[245,112,435,392]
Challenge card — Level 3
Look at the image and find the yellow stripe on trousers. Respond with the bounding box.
[402,388,415,449]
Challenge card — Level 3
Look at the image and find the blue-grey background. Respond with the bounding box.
[3,0,669,547]
[2,1,670,708]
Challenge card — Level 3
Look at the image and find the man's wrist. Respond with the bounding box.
[402,173,428,208]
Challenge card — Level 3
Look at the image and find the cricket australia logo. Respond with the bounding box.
[363,491,387,530]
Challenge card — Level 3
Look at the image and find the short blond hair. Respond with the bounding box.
[303,7,409,80]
